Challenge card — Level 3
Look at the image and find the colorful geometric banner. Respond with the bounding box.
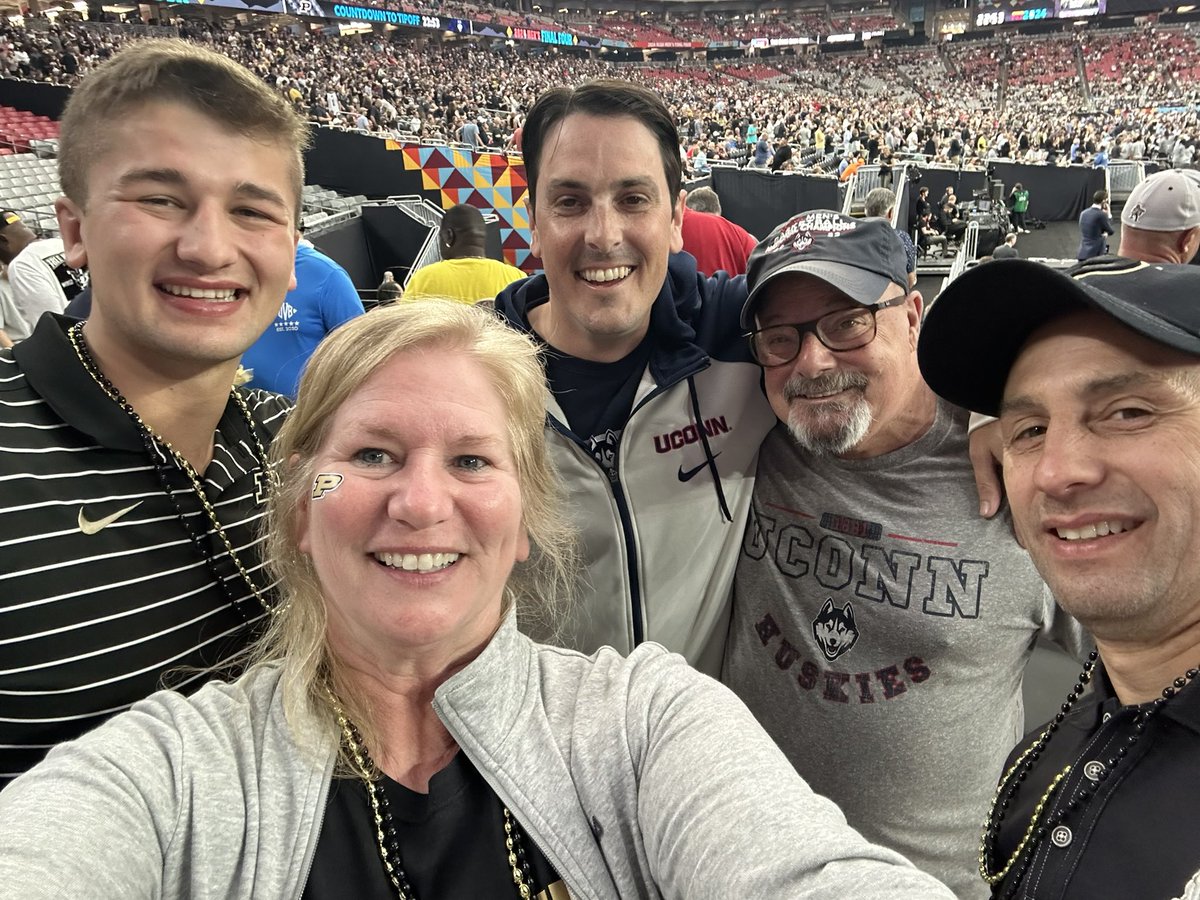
[398,144,534,270]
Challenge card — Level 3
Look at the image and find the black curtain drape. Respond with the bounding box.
[712,168,841,239]
[989,162,1106,222]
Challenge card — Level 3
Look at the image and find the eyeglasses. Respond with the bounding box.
[746,295,909,367]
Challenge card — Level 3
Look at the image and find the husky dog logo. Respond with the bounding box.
[586,428,622,482]
[812,598,859,661]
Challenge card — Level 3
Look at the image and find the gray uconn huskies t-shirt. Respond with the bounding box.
[723,402,1087,900]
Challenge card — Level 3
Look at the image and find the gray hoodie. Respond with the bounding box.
[0,614,954,899]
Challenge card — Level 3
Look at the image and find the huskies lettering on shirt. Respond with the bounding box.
[735,500,989,705]
[753,607,932,704]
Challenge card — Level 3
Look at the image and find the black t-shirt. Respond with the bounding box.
[303,752,562,899]
[544,334,653,482]
[769,143,793,172]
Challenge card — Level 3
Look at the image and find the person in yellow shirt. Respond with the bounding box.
[403,204,527,304]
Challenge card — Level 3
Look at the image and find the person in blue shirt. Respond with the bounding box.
[753,134,771,167]
[241,240,364,398]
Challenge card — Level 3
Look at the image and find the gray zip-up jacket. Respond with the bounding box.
[0,615,954,899]
[495,257,777,677]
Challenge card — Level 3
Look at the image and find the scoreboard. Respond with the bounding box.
[974,0,1053,27]
[973,0,1104,26]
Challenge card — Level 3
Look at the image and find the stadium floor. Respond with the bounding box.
[1009,217,1123,263]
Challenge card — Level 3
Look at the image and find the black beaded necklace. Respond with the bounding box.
[67,321,276,620]
[328,692,536,900]
[980,650,1200,896]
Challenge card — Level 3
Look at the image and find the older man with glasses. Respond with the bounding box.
[721,210,1089,899]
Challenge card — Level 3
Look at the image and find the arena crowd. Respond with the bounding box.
[0,12,1195,181]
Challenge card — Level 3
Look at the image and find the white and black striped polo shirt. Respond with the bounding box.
[0,315,292,789]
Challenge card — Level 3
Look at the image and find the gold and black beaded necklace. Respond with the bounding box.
[979,649,1199,896]
[327,690,543,900]
[68,320,276,620]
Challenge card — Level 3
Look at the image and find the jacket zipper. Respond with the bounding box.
[295,758,336,895]
[546,414,646,647]
[545,355,710,650]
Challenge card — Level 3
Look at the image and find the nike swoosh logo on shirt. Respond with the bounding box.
[678,453,721,482]
[78,501,143,535]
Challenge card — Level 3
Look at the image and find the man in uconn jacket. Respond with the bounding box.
[494,80,775,675]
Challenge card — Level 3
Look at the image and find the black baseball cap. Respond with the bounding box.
[918,257,1200,417]
[741,210,909,329]
[0,210,22,230]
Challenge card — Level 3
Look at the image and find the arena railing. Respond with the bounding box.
[81,21,178,37]
[378,194,445,229]
[1105,159,1145,204]
[318,123,509,157]
[935,220,980,301]
[371,195,500,290]
[843,165,885,215]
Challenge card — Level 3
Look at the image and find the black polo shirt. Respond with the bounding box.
[991,664,1200,899]
[0,315,291,789]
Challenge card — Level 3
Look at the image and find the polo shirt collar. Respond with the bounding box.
[1093,660,1200,736]
[13,314,145,453]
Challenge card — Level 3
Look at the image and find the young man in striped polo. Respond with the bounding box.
[0,40,306,789]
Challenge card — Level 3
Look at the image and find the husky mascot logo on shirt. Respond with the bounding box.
[812,598,859,661]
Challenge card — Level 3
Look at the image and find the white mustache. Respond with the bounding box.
[783,371,869,401]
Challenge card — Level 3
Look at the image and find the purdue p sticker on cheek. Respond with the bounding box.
[311,473,344,500]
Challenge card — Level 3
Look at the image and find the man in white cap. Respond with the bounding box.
[1118,169,1200,264]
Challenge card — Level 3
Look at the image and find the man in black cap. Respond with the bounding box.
[723,211,1086,897]
[918,257,1200,900]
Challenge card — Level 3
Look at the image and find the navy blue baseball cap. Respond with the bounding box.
[741,210,909,329]
[918,256,1200,417]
